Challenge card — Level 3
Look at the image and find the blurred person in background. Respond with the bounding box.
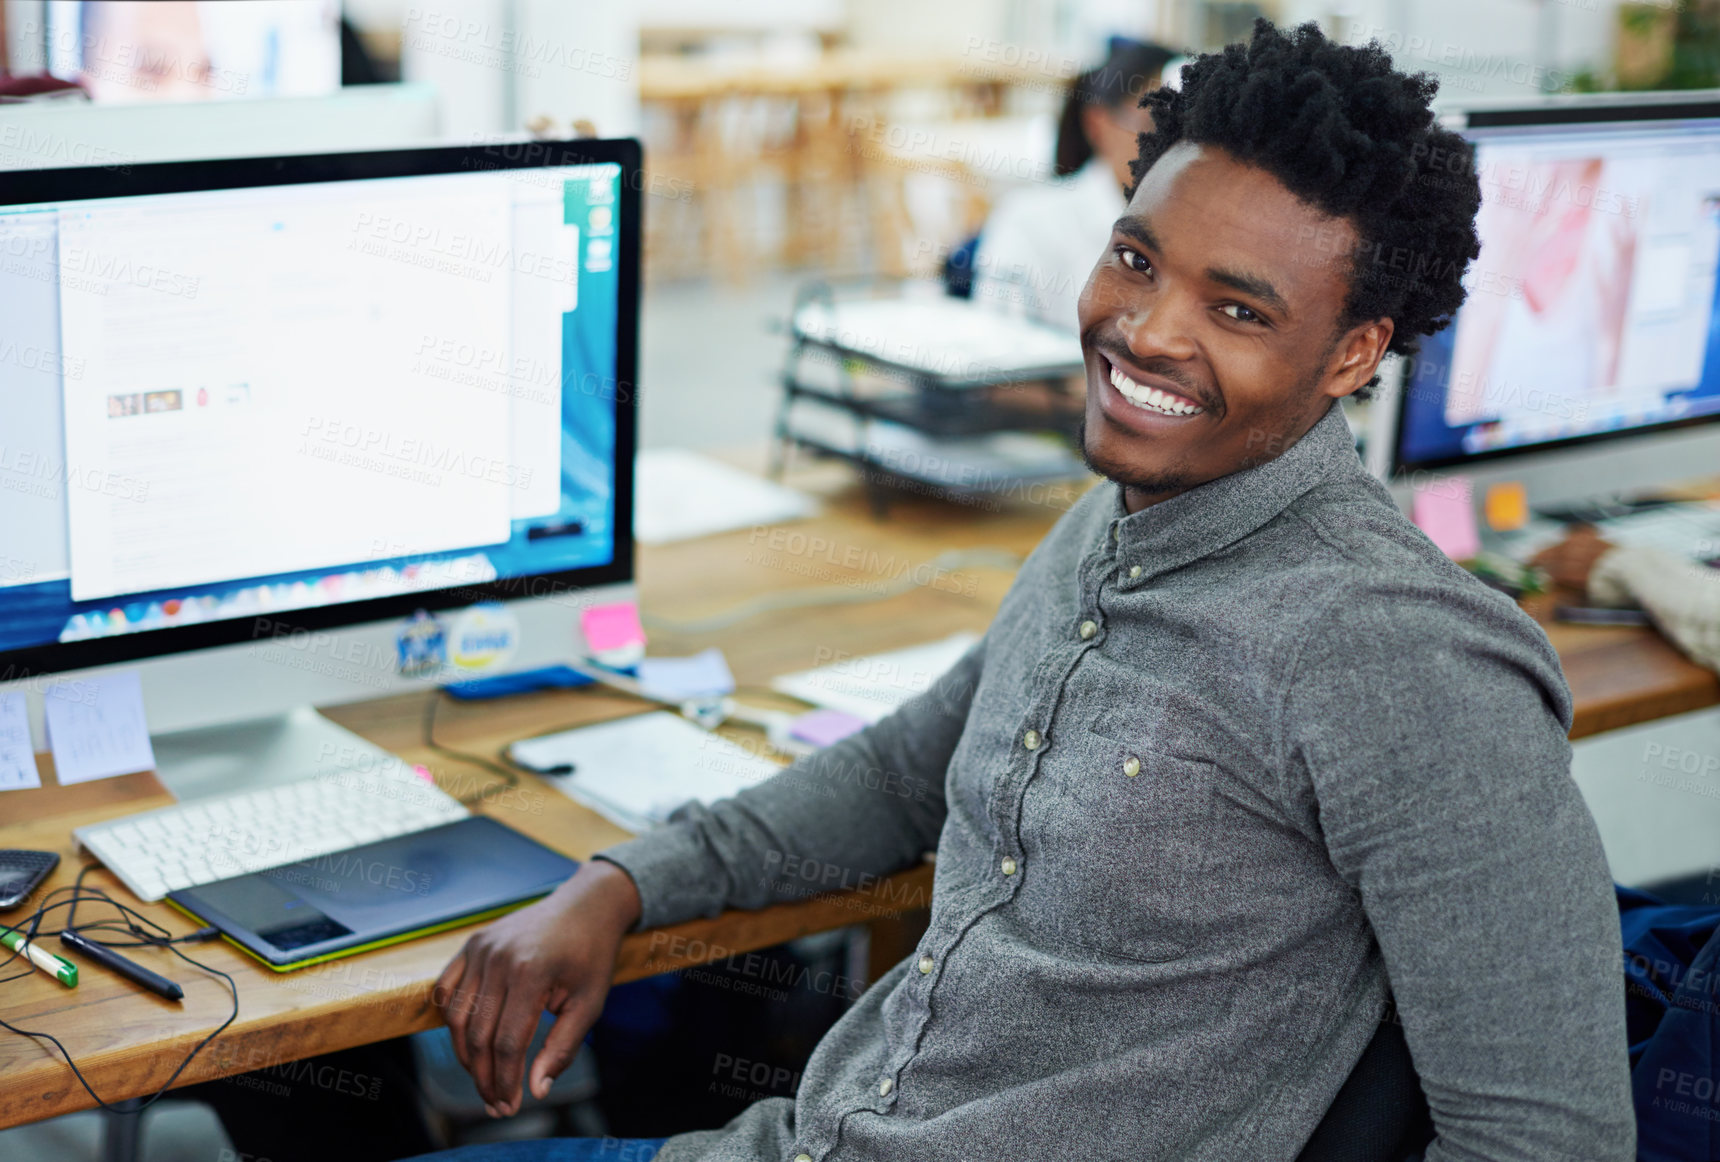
[1535,525,1720,670]
[970,40,1177,331]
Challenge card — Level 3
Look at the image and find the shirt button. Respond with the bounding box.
[795,1155,812,1162]
[1022,729,1041,750]
[918,955,935,974]
[1001,857,1018,876]
[1129,564,1143,579]
[1123,756,1141,777]
[1078,619,1097,640]
[879,1077,894,1096]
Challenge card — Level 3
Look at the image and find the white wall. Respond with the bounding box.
[845,0,1011,55]
[392,0,641,140]
[635,0,846,32]
[514,0,640,139]
[3,0,46,72]
[1276,0,1625,103]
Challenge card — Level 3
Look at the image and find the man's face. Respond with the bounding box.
[1076,142,1392,510]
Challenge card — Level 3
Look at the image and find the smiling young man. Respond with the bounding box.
[421,22,1633,1162]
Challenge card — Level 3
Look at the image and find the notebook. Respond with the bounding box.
[509,712,782,834]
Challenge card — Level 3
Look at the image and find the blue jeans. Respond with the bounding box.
[403,1139,667,1162]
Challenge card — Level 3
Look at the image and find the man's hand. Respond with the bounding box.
[1532,524,1617,592]
[435,859,642,1117]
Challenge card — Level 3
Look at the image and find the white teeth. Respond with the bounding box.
[1108,364,1204,417]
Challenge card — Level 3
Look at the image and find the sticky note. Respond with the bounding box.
[788,709,868,749]
[638,649,735,702]
[0,692,41,792]
[1484,481,1529,532]
[43,671,156,785]
[1411,476,1481,561]
[581,601,646,666]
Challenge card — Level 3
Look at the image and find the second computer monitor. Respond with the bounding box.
[1392,99,1720,489]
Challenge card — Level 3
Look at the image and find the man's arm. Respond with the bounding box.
[1285,584,1633,1161]
[597,636,984,928]
[1589,545,1720,673]
[1534,527,1720,672]
[435,638,985,1117]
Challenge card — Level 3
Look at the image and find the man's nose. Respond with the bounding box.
[1114,287,1199,365]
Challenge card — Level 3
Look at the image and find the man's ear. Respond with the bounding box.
[1323,319,1395,400]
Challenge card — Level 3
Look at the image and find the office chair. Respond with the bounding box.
[1295,1015,1433,1162]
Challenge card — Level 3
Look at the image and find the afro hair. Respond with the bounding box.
[1132,20,1482,394]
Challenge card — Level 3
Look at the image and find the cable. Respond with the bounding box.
[421,689,524,807]
[0,865,238,1115]
[640,547,1023,635]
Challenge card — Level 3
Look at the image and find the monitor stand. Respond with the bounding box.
[149,705,408,802]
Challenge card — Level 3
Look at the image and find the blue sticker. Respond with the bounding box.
[396,609,447,678]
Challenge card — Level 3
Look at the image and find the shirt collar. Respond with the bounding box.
[1106,402,1361,585]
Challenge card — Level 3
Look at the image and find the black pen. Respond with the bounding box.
[58,929,184,1001]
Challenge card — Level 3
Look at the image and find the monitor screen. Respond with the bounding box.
[0,144,636,676]
[1395,110,1720,471]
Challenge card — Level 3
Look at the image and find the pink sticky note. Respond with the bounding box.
[581,601,646,662]
[789,709,868,748]
[1412,476,1481,561]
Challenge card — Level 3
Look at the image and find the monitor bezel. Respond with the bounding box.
[1391,99,1720,475]
[0,138,641,681]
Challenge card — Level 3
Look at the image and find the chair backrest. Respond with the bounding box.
[1295,1014,1433,1162]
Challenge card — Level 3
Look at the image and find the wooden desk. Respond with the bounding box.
[0,474,1054,1129]
[1,470,1715,1128]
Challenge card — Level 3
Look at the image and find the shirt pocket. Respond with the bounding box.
[1048,708,1220,963]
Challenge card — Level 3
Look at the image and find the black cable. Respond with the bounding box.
[0,867,239,1116]
[421,689,524,806]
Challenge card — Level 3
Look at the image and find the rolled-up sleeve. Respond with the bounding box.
[1590,545,1720,673]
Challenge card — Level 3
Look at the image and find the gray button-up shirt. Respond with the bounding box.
[599,403,1633,1161]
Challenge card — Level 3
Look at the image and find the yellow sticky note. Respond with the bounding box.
[1485,481,1529,531]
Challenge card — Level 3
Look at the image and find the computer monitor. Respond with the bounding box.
[1375,96,1720,510]
[0,139,640,785]
[42,0,342,103]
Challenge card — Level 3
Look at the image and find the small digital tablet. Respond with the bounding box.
[168,816,578,971]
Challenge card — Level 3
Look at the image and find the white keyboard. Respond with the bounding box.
[76,769,469,902]
[1596,501,1720,564]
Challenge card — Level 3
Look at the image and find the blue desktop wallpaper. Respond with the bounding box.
[0,165,622,654]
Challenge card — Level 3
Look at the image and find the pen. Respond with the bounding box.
[0,925,77,988]
[58,929,183,1001]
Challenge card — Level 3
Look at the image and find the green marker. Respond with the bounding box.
[1,926,78,988]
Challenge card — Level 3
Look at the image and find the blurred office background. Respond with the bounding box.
[4,0,1717,455]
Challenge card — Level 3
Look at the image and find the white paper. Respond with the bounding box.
[43,671,156,785]
[792,297,1084,380]
[0,693,41,792]
[512,712,779,833]
[770,632,980,724]
[637,649,735,702]
[634,448,817,545]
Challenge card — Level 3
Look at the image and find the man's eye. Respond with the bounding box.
[1115,245,1152,275]
[1220,303,1262,324]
